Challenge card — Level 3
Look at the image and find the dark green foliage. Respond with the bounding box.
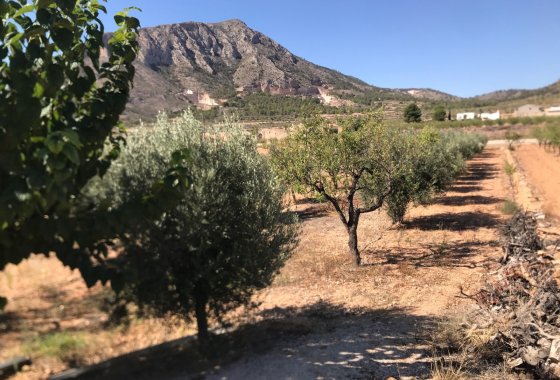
[225,92,337,119]
[0,1,140,273]
[86,113,299,340]
[386,129,487,223]
[404,103,422,122]
[0,2,193,297]
[432,105,447,121]
[190,106,222,122]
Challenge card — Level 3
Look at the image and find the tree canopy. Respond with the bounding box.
[403,103,422,122]
[271,114,487,265]
[271,113,414,265]
[84,112,299,341]
[0,1,140,274]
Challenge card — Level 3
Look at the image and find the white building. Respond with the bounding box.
[457,112,475,120]
[546,106,560,116]
[480,110,500,120]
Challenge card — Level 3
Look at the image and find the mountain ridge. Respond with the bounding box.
[117,19,559,120]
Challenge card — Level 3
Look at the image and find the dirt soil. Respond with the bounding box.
[512,144,560,222]
[1,144,557,379]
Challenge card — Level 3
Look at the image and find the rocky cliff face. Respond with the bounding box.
[123,19,377,120]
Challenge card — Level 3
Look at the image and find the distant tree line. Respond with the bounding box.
[224,92,338,118]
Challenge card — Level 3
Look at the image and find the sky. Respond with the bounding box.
[99,0,560,97]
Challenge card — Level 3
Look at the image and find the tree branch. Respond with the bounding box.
[356,184,393,214]
[313,183,348,227]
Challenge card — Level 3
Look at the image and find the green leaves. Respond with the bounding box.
[272,113,487,262]
[0,0,140,284]
[82,111,298,336]
[44,133,65,154]
[404,103,422,123]
[12,4,34,18]
[36,0,56,9]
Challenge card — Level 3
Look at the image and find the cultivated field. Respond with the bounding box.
[2,139,559,379]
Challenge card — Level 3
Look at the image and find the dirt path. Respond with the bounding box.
[512,144,560,222]
[185,147,509,380]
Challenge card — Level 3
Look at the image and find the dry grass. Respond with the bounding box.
[427,312,517,379]
[431,357,468,380]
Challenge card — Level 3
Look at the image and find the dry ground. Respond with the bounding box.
[512,144,560,223]
[1,143,559,379]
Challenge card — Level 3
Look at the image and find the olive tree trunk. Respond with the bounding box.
[193,285,209,342]
[347,224,361,266]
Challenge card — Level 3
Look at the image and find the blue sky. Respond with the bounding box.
[100,0,560,97]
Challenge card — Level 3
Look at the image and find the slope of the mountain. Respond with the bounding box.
[447,80,560,112]
[123,19,417,120]
[472,80,560,104]
[404,88,461,102]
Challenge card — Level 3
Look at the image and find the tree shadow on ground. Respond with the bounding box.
[295,197,324,206]
[50,302,436,380]
[0,310,19,334]
[404,212,500,231]
[292,203,330,221]
[0,286,112,339]
[365,240,500,269]
[443,151,499,194]
[457,161,499,182]
[431,195,503,207]
[446,185,483,193]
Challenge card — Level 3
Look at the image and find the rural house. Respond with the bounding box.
[480,110,500,120]
[457,112,475,120]
[545,106,560,116]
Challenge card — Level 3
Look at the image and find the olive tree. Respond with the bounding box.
[271,113,414,266]
[84,112,299,341]
[385,128,486,224]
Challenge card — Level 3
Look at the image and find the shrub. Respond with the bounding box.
[432,105,447,122]
[504,130,521,150]
[85,111,299,341]
[501,200,519,215]
[404,103,422,123]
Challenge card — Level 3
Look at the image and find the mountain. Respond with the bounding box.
[446,80,560,113]
[472,80,560,105]
[113,19,558,121]
[121,19,426,120]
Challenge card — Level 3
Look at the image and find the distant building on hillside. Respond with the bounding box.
[514,104,544,117]
[457,112,475,120]
[480,110,500,120]
[545,106,560,116]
